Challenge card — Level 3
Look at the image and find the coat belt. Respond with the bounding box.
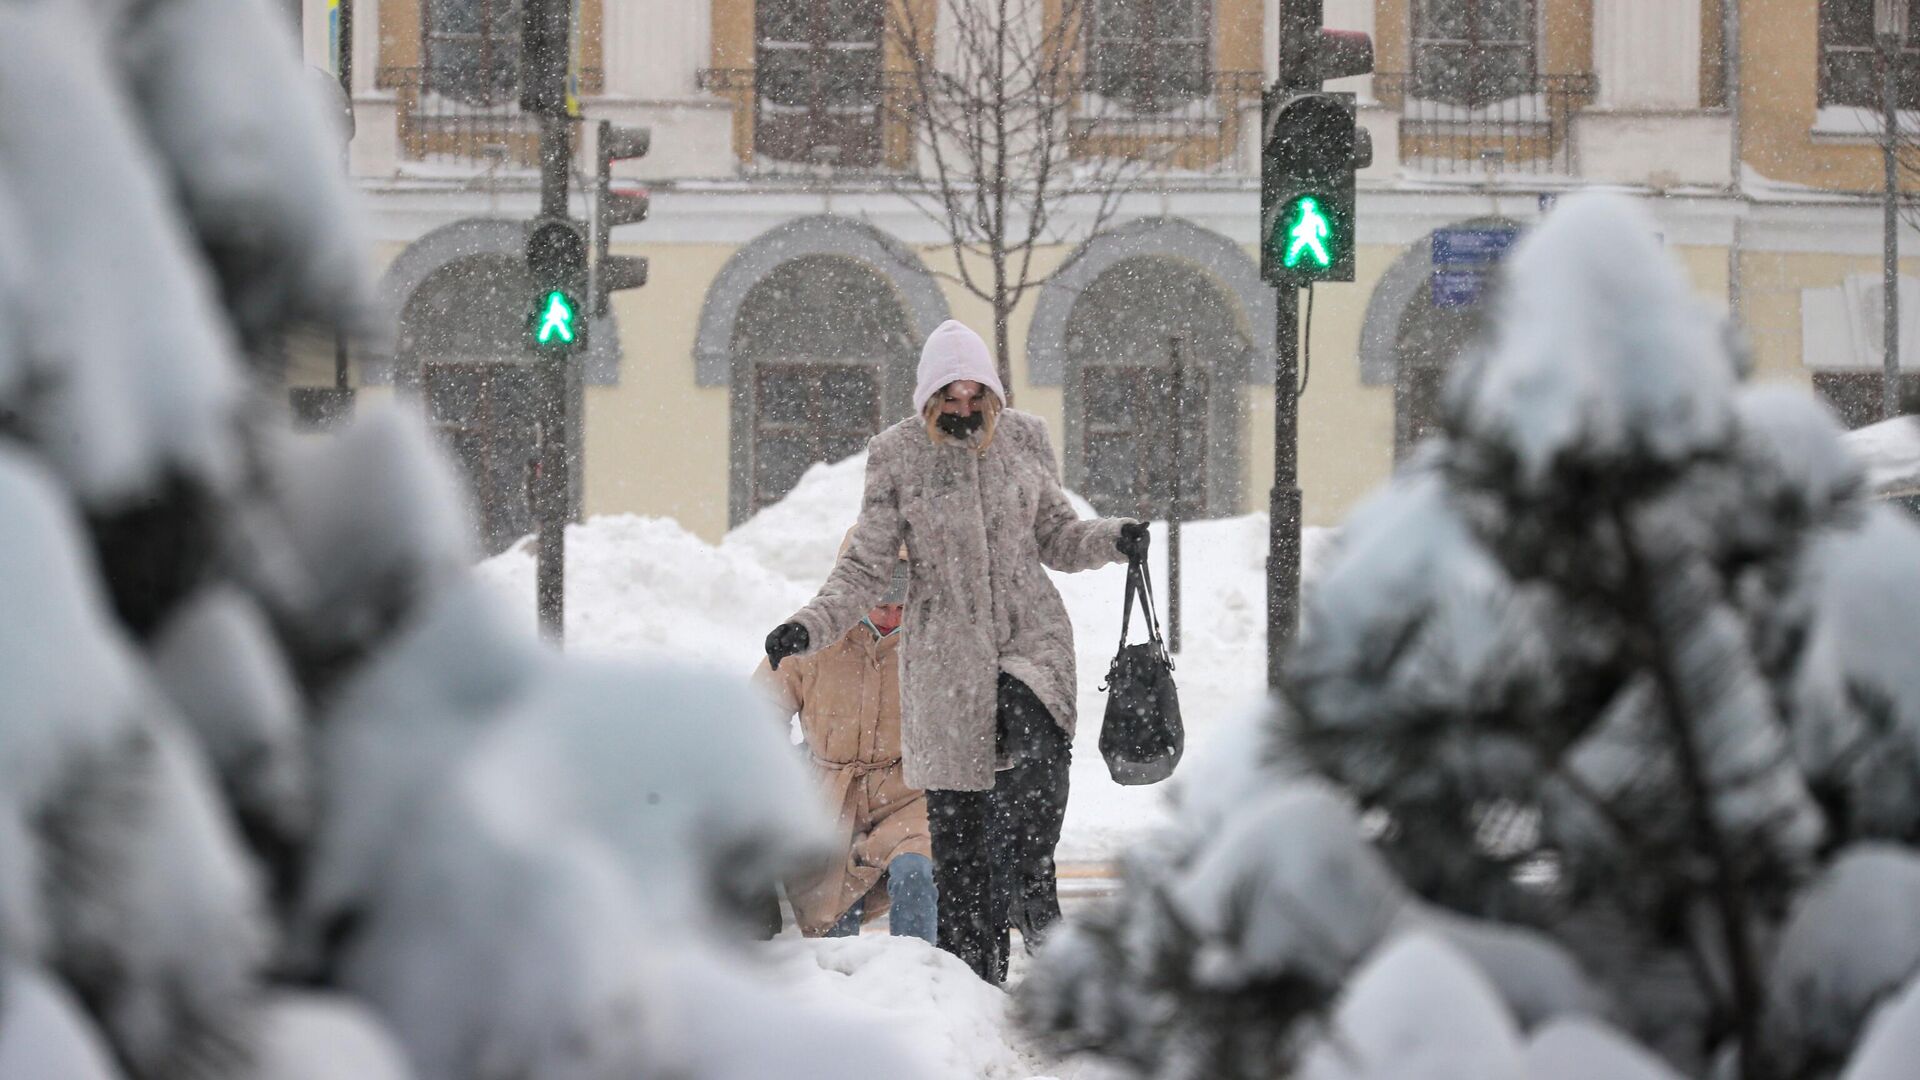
[812,754,901,775]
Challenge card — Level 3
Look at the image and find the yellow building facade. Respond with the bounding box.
[296,0,1920,548]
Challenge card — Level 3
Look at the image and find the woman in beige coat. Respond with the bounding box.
[765,319,1147,982]
[753,552,935,941]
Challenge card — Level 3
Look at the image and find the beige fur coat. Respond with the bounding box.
[787,409,1126,791]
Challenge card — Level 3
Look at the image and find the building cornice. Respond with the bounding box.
[350,176,1920,257]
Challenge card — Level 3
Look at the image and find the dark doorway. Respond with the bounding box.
[1081,365,1210,519]
[752,363,881,513]
[731,255,910,516]
[1063,256,1247,519]
[400,253,557,555]
[424,361,542,553]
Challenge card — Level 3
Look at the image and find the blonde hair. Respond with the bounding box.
[923,387,1003,452]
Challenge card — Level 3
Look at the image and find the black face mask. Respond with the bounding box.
[936,411,985,438]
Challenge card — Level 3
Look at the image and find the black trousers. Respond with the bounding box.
[925,674,1071,983]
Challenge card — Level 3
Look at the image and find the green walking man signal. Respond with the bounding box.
[1282,196,1333,270]
[1259,90,1367,285]
[534,290,578,347]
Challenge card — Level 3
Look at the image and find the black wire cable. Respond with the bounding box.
[1297,284,1314,399]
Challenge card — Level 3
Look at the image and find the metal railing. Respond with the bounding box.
[1068,69,1266,173]
[1374,72,1597,177]
[379,67,601,170]
[697,67,1265,176]
[697,67,917,174]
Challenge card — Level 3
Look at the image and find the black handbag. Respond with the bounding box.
[1098,552,1184,785]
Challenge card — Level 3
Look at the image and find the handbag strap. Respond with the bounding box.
[1117,552,1172,665]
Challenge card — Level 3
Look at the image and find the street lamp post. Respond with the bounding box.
[1880,0,1907,419]
[1166,336,1184,655]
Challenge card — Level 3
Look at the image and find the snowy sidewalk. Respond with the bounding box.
[750,936,1128,1080]
[471,456,1321,1078]
[476,453,1335,865]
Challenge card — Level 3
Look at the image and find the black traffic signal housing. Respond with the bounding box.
[1277,0,1375,91]
[519,0,572,117]
[526,216,587,355]
[592,120,652,317]
[1261,91,1368,285]
[1262,3,1373,286]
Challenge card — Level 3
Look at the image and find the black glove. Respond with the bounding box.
[765,622,810,670]
[1116,521,1150,561]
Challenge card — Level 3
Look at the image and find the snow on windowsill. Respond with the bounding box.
[1811,104,1920,141]
[1402,93,1551,125]
[1075,91,1229,127]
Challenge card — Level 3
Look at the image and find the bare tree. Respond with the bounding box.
[883,0,1249,394]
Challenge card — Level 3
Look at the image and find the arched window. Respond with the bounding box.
[1087,0,1211,112]
[401,254,545,554]
[1820,0,1920,109]
[1411,0,1536,106]
[1062,257,1246,519]
[732,256,910,512]
[1379,222,1513,463]
[423,0,521,104]
[1391,288,1485,462]
[755,0,885,165]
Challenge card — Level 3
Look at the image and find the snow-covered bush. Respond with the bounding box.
[1021,194,1920,1080]
[0,3,904,1079]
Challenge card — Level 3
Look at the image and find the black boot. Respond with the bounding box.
[926,788,1001,982]
[992,675,1072,954]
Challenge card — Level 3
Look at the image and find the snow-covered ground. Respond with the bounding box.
[477,453,1336,865]
[746,936,1127,1079]
[1843,414,1920,497]
[472,455,1336,1079]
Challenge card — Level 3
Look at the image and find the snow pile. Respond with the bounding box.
[756,937,1059,1079]
[1843,414,1920,497]
[1763,846,1920,1073]
[1842,973,1920,1080]
[0,968,125,1080]
[482,514,812,675]
[254,994,414,1080]
[480,449,1338,861]
[0,1,244,509]
[1298,933,1525,1080]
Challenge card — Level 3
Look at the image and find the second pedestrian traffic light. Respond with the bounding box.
[526,216,587,355]
[1261,91,1366,285]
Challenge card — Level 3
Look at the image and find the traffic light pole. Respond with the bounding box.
[1267,285,1302,691]
[535,111,571,643]
[1262,2,1369,690]
[1167,336,1183,655]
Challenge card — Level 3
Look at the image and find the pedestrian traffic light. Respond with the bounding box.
[1264,2,1372,286]
[526,216,587,354]
[1261,92,1366,284]
[533,289,579,347]
[592,120,652,317]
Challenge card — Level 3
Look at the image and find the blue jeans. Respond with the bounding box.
[824,853,937,943]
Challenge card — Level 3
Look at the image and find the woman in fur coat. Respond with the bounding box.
[764,319,1147,982]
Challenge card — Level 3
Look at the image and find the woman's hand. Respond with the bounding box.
[1116,521,1150,561]
[765,623,810,670]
